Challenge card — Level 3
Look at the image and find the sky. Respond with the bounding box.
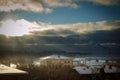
[0,0,120,36]
[0,0,120,55]
[0,0,120,24]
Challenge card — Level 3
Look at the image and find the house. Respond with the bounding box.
[73,58,87,66]
[0,64,29,80]
[73,65,120,80]
[39,55,73,68]
[74,64,120,74]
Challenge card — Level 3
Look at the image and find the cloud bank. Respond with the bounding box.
[89,0,120,6]
[0,19,120,37]
[0,0,78,13]
[0,0,119,12]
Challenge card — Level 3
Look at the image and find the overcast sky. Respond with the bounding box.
[0,0,120,55]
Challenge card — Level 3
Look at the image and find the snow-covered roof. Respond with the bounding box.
[0,64,27,74]
[73,65,120,74]
[73,58,86,61]
[73,66,93,74]
[86,60,105,66]
[104,65,120,73]
[40,55,71,60]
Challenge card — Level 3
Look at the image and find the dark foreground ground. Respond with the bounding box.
[17,65,120,80]
[0,55,120,80]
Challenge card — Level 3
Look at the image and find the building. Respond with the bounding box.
[0,64,29,80]
[39,55,73,68]
[73,58,87,66]
[73,65,120,80]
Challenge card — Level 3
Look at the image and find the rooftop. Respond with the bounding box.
[40,54,71,60]
[73,65,120,74]
[0,64,27,74]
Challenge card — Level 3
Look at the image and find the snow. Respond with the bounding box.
[33,61,40,66]
[40,55,71,60]
[0,64,27,74]
[104,65,119,73]
[74,65,120,75]
[73,66,93,74]
[86,60,105,66]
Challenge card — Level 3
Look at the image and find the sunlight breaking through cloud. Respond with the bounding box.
[0,19,120,37]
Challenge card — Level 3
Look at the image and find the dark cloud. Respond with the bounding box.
[0,28,120,56]
[105,20,120,27]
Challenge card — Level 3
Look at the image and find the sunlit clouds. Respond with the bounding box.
[0,0,79,13]
[0,19,41,36]
[89,0,120,6]
[0,19,120,37]
[0,0,44,12]
[0,0,119,13]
